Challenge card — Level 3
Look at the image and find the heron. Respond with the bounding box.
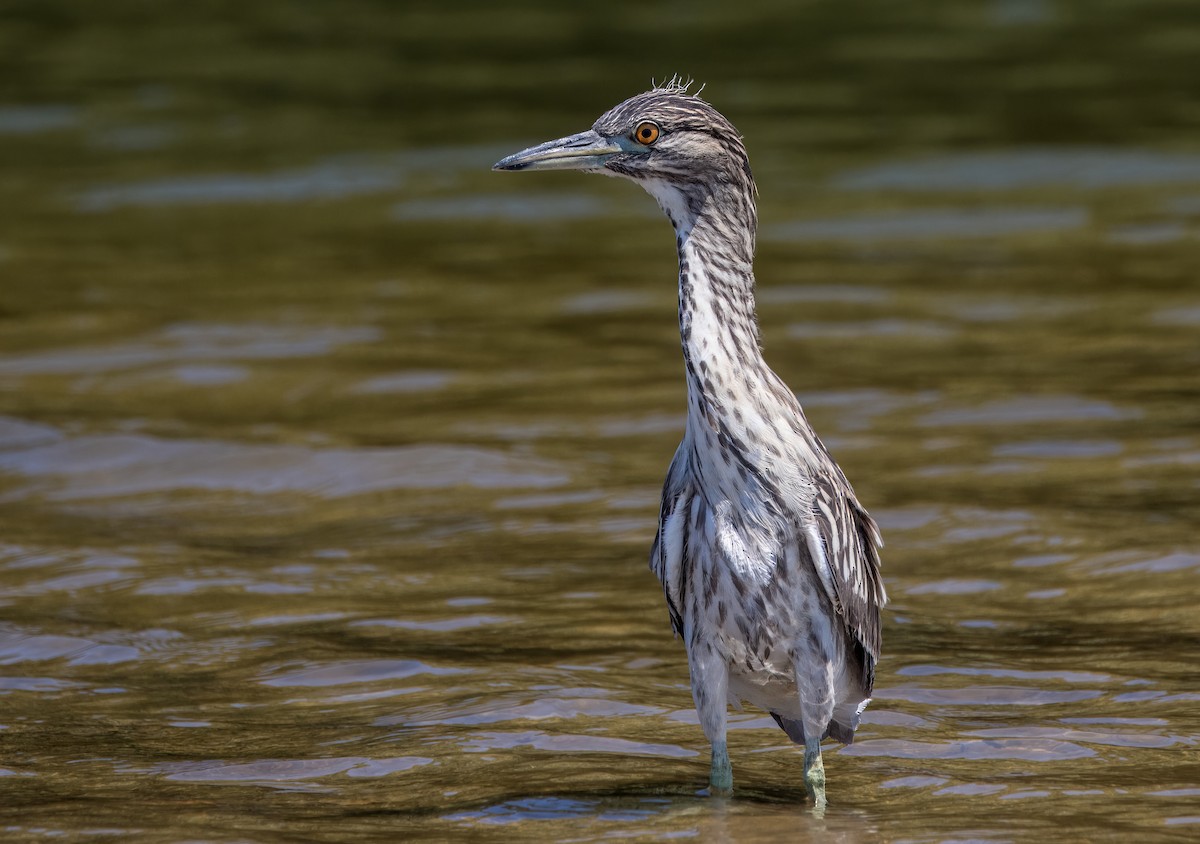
[493,80,886,809]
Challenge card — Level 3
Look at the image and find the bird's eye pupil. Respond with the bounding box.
[636,122,660,144]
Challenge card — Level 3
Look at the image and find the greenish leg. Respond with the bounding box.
[803,737,826,812]
[709,740,733,795]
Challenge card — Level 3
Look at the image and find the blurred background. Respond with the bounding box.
[1,2,1198,841]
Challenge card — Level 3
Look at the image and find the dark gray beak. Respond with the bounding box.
[493,129,623,173]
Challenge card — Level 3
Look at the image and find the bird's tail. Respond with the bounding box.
[769,711,858,746]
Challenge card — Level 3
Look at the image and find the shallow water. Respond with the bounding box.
[2,2,1199,842]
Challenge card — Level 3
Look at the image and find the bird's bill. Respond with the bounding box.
[493,130,622,172]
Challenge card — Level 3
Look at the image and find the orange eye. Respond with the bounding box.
[634,122,660,145]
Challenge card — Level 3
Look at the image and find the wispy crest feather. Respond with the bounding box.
[652,74,706,97]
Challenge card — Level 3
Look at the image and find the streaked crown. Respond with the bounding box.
[593,82,754,189]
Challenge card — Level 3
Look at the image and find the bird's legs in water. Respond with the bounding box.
[710,740,733,795]
[803,736,826,811]
[795,648,836,811]
[771,712,827,809]
[688,640,732,795]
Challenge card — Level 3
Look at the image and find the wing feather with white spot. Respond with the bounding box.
[650,444,691,636]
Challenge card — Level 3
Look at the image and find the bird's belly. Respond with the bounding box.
[721,627,863,723]
[728,669,801,718]
[675,493,857,716]
[690,583,849,718]
[705,611,800,710]
[716,626,849,720]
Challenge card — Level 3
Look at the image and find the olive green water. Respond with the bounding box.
[2,2,1199,841]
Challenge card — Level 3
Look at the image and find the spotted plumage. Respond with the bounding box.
[495,79,886,808]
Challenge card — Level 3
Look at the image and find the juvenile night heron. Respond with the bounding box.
[494,80,886,809]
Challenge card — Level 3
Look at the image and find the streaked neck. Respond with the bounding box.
[666,184,780,446]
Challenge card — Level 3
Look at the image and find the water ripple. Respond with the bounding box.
[841,737,1095,761]
[1096,553,1200,574]
[393,193,610,223]
[837,148,1200,191]
[767,207,1086,242]
[161,756,432,783]
[397,695,662,727]
[968,726,1177,749]
[0,322,382,377]
[788,318,955,340]
[560,290,655,315]
[758,284,891,305]
[262,659,467,688]
[875,686,1104,705]
[350,370,456,394]
[457,730,697,758]
[898,665,1112,684]
[0,428,568,499]
[0,676,87,692]
[880,775,950,789]
[349,615,512,633]
[446,796,658,825]
[920,395,1138,426]
[933,782,1010,796]
[0,105,78,135]
[1152,305,1200,326]
[74,146,503,212]
[907,579,1003,596]
[994,440,1123,459]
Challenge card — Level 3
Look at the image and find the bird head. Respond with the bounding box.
[493,83,754,223]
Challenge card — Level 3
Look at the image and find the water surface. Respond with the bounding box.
[1,2,1198,842]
